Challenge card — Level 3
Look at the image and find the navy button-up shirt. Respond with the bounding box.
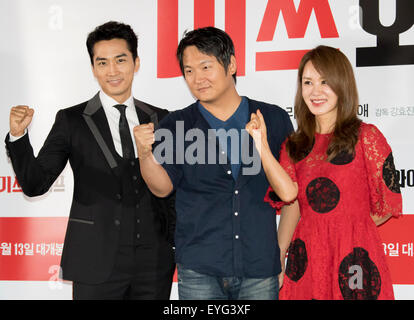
[154,97,293,278]
[198,97,249,180]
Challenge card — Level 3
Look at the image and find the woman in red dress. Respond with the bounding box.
[261,46,402,299]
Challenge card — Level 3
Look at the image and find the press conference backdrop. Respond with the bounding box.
[0,0,413,300]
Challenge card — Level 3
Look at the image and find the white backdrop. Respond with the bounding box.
[0,0,413,300]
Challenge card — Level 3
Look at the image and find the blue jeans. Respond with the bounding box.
[177,264,279,300]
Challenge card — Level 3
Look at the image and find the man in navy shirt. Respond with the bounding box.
[134,27,294,299]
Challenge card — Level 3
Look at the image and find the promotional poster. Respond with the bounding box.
[0,0,413,301]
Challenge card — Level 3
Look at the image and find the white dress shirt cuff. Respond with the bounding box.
[9,129,27,142]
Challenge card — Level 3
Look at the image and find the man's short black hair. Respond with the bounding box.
[176,26,237,83]
[86,21,138,65]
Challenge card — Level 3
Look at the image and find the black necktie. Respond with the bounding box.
[113,104,135,159]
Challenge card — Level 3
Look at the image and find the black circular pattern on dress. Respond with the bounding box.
[330,151,355,165]
[285,239,308,282]
[306,177,340,213]
[382,152,401,194]
[268,191,281,203]
[338,247,381,300]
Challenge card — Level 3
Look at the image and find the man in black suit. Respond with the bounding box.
[5,21,175,300]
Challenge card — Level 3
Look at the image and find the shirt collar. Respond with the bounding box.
[197,96,249,128]
[99,90,135,110]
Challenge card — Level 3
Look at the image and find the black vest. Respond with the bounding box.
[115,153,164,246]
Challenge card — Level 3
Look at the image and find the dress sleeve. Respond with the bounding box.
[264,139,297,210]
[360,123,402,218]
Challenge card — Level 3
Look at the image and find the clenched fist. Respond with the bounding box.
[10,105,34,137]
[133,122,155,160]
[245,109,269,150]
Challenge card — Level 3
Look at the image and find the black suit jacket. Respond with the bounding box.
[5,93,176,284]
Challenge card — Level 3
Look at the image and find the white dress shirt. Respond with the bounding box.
[99,91,140,158]
[9,91,141,158]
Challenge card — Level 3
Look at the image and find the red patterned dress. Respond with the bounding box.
[265,122,402,300]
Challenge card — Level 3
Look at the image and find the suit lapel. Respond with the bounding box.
[92,108,118,157]
[134,99,159,127]
[83,93,120,176]
[134,103,150,125]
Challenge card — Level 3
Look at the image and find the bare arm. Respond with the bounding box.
[261,145,298,203]
[371,213,392,226]
[138,152,173,197]
[277,200,301,288]
[133,123,173,197]
[246,110,298,202]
